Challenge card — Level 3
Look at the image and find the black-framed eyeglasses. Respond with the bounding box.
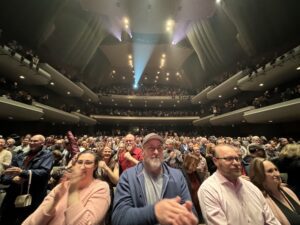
[215,156,242,162]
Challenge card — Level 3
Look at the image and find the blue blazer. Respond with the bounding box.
[112,162,196,225]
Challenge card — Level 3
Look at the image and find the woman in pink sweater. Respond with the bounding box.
[22,150,111,225]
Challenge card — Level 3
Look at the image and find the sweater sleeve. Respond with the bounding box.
[22,186,58,225]
[64,181,111,225]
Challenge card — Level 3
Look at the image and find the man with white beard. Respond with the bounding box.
[112,133,198,225]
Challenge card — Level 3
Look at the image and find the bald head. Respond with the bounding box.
[125,134,136,152]
[214,144,238,157]
[30,134,45,152]
[213,144,242,182]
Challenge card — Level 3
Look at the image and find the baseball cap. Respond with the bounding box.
[142,133,164,146]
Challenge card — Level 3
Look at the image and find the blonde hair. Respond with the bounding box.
[279,144,300,158]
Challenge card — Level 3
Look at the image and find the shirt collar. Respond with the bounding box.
[215,170,243,190]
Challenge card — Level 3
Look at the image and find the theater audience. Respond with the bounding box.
[96,146,119,225]
[181,153,205,223]
[14,137,30,155]
[273,144,300,198]
[163,138,183,169]
[0,134,53,225]
[0,138,12,175]
[250,158,300,225]
[0,131,298,224]
[198,144,280,225]
[118,134,143,174]
[22,150,110,225]
[112,133,198,225]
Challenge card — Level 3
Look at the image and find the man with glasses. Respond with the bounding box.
[198,144,280,225]
[112,133,198,225]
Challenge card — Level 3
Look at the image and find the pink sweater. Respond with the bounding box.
[22,179,110,225]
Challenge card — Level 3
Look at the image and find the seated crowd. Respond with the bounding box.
[96,84,196,97]
[0,132,299,225]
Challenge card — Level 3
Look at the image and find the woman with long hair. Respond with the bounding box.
[22,150,110,225]
[96,145,119,225]
[250,158,300,225]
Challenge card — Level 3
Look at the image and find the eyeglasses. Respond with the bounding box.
[145,145,163,152]
[215,156,242,162]
[76,160,95,167]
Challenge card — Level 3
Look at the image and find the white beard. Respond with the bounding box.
[145,158,162,171]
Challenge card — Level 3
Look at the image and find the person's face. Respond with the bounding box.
[263,161,281,189]
[193,146,200,156]
[214,146,242,182]
[118,143,125,153]
[143,139,163,173]
[22,138,29,146]
[81,141,89,149]
[75,153,96,178]
[188,143,194,149]
[29,135,44,151]
[166,143,173,150]
[102,147,112,159]
[0,139,5,149]
[125,134,135,151]
[281,139,288,146]
[7,139,14,147]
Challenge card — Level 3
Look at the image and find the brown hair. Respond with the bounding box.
[182,153,200,172]
[249,157,267,195]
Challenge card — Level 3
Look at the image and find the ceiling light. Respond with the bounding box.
[166,72,170,76]
[128,55,132,59]
[216,0,221,4]
[166,77,169,81]
[157,71,160,74]
[123,17,129,25]
[259,83,264,87]
[19,75,25,79]
[112,70,116,74]
[162,54,166,58]
[176,72,180,76]
[67,91,71,95]
[8,116,14,120]
[218,95,222,98]
[268,120,273,123]
[144,77,148,80]
[155,75,159,79]
[233,87,237,90]
[50,82,55,86]
[122,76,125,80]
[296,66,300,70]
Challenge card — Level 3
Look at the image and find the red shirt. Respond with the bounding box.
[119,147,143,173]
